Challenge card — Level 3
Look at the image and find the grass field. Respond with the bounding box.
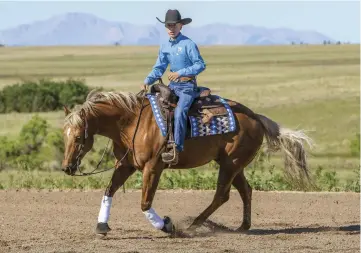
[0,44,359,186]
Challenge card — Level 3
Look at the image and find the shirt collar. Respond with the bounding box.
[169,32,183,43]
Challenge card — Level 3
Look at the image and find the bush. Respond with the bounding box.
[0,114,64,171]
[0,115,115,172]
[0,78,92,113]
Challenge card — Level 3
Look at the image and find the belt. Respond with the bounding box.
[175,76,196,83]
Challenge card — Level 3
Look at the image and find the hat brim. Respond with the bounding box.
[156,17,192,25]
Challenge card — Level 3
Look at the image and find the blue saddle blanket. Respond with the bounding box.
[146,94,236,138]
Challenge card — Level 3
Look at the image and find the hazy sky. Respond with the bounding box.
[0,1,359,42]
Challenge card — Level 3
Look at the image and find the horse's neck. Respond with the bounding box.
[91,102,141,147]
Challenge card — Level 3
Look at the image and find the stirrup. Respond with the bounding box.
[161,142,179,165]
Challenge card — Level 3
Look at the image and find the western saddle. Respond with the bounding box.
[148,78,228,164]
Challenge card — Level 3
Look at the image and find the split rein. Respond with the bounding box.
[72,89,147,177]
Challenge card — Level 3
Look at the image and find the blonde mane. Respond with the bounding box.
[64,90,140,128]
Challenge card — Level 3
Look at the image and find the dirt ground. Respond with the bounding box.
[0,190,359,253]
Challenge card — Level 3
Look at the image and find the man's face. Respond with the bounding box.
[166,23,182,39]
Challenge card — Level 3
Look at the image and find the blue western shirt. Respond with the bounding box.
[144,33,206,85]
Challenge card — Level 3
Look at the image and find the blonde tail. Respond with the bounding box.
[256,114,315,190]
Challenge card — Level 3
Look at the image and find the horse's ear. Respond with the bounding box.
[63,105,71,116]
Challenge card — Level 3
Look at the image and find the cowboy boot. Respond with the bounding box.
[161,147,179,165]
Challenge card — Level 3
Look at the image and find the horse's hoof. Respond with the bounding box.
[161,216,175,234]
[95,222,111,236]
[236,222,251,232]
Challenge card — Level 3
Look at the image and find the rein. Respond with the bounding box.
[71,89,147,177]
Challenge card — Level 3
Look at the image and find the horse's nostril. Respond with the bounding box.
[62,166,71,173]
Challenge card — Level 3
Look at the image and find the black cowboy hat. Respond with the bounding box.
[156,9,192,25]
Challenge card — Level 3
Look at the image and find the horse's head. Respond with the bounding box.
[62,106,94,176]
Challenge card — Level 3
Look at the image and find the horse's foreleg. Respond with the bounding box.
[96,165,135,235]
[141,159,173,233]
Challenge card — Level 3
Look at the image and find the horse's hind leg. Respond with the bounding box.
[96,165,136,235]
[232,170,252,231]
[188,144,259,231]
[188,160,236,230]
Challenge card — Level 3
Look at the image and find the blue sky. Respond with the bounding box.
[0,1,359,42]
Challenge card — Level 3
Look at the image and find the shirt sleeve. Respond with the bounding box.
[177,41,206,77]
[144,45,169,85]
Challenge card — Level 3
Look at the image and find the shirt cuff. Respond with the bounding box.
[144,77,151,85]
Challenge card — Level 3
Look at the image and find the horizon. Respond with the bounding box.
[0,1,360,43]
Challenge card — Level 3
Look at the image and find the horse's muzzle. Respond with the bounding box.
[62,164,77,176]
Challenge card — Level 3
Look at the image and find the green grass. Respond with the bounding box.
[261,96,360,154]
[0,44,359,185]
[0,165,358,192]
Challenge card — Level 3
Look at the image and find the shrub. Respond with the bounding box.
[0,78,92,113]
[0,115,64,170]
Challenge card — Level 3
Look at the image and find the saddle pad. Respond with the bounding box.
[147,94,168,137]
[146,94,236,138]
[189,97,236,137]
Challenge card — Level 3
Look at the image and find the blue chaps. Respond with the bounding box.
[169,81,198,152]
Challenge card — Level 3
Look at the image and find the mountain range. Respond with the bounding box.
[0,12,334,46]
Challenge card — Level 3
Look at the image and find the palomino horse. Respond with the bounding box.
[61,88,313,236]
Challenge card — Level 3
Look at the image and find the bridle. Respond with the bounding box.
[71,117,117,177]
[70,89,148,177]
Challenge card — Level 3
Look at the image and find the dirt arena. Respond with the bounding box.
[0,190,359,253]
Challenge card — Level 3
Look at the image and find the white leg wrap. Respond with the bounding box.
[98,196,112,223]
[143,208,164,230]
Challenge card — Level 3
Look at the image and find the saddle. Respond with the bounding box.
[149,80,228,125]
[147,79,229,164]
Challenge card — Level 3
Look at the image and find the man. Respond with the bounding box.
[144,9,206,164]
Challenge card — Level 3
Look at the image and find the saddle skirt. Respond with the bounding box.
[146,83,236,138]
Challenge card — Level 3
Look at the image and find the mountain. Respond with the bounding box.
[0,12,334,46]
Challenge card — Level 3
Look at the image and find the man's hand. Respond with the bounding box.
[140,84,148,91]
[168,72,180,82]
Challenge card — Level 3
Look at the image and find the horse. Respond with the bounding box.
[61,87,314,236]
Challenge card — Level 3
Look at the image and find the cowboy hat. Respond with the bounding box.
[156,9,192,25]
